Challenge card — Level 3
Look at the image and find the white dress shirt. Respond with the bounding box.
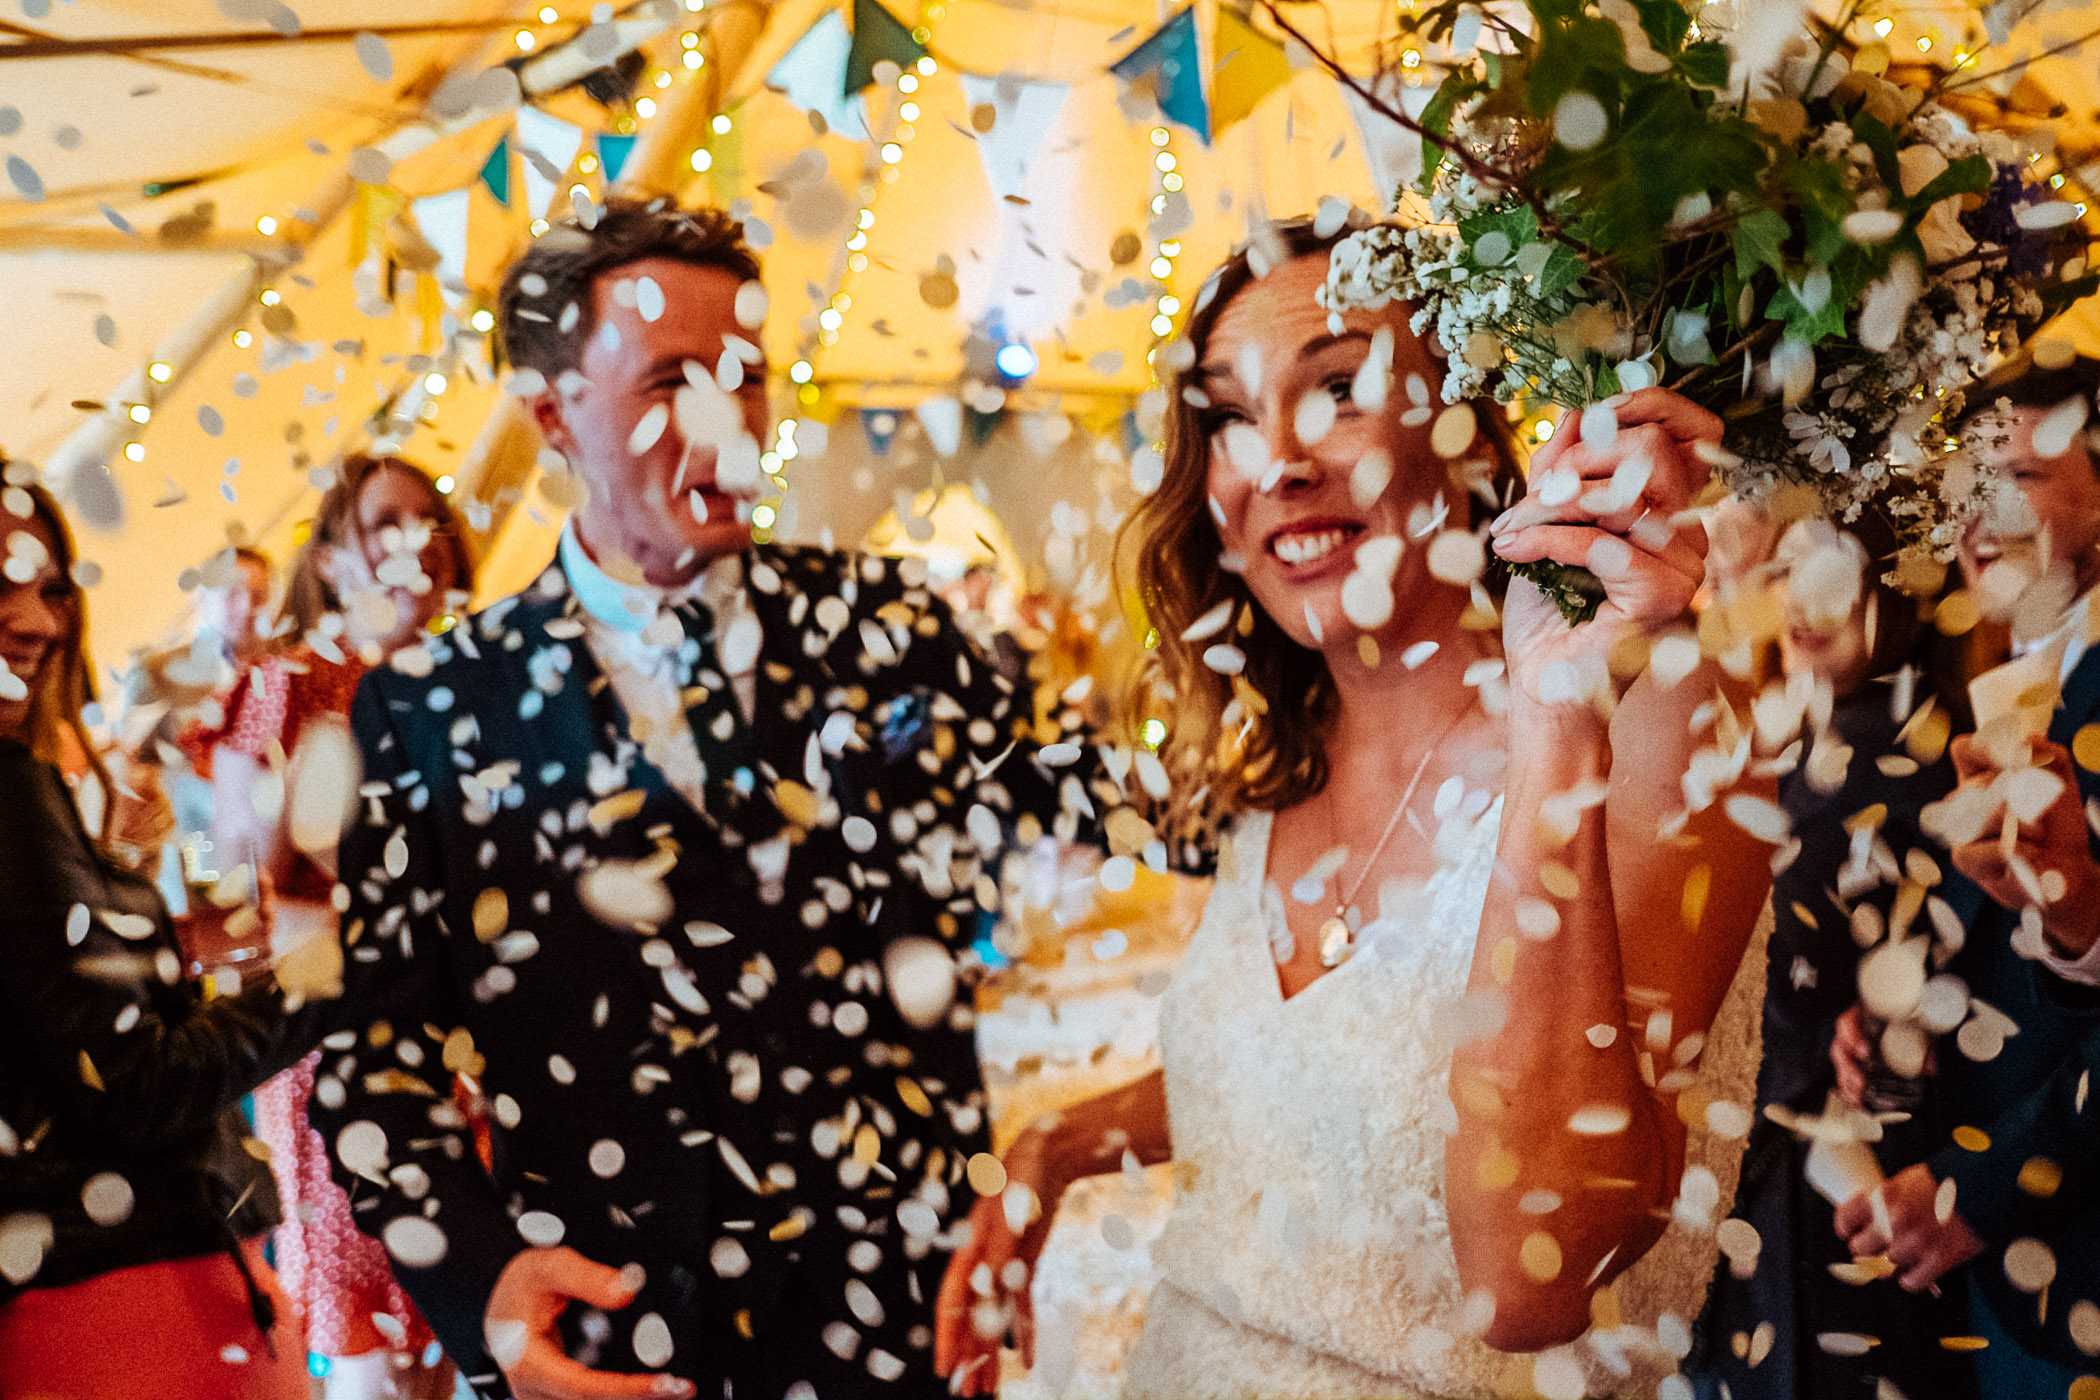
[559,522,761,814]
[2012,587,2100,984]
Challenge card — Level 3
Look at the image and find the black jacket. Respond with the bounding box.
[308,546,1146,1397]
[0,736,312,1301]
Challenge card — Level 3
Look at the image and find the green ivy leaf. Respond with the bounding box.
[1848,111,1903,192]
[1732,208,1789,279]
[1535,241,1588,300]
[1677,40,1730,88]
[1904,154,1992,213]
[1416,70,1473,194]
[1627,0,1690,54]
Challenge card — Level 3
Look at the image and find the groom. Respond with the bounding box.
[310,200,1114,1399]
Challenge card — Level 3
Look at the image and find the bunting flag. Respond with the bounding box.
[1341,74,1430,208]
[916,396,962,456]
[861,408,899,456]
[766,11,870,141]
[1110,8,1208,144]
[349,181,406,267]
[967,405,1003,448]
[477,134,512,206]
[412,189,471,289]
[597,132,637,184]
[957,74,1068,201]
[1210,7,1291,137]
[844,0,925,96]
[515,106,587,216]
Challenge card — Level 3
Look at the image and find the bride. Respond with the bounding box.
[935,220,1774,1398]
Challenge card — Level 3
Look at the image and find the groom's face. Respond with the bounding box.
[532,257,770,584]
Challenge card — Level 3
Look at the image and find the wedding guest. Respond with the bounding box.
[305,200,1130,1400]
[231,455,471,1399]
[1833,355,2100,1390]
[938,219,1776,1397]
[1688,519,1976,1400]
[0,481,318,1400]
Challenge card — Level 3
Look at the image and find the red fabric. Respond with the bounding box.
[0,1238,310,1400]
[250,1052,437,1361]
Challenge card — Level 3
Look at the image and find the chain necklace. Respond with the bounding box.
[1313,702,1476,968]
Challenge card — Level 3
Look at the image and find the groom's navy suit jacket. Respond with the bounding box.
[309,544,1101,1397]
[1933,644,2100,1372]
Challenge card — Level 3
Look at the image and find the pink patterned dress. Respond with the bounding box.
[228,648,439,1360]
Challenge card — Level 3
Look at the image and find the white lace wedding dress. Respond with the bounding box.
[1123,799,1769,1400]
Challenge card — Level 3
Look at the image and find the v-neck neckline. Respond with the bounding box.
[1240,811,1365,1006]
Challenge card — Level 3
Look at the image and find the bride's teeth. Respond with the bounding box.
[1274,529,1346,565]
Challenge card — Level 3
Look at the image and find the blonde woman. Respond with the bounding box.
[937,222,1773,1397]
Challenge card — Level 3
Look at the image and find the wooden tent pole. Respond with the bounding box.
[38,8,684,530]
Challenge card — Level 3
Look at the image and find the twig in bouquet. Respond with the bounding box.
[1800,0,1867,105]
[1258,0,1604,267]
[1944,18,2100,93]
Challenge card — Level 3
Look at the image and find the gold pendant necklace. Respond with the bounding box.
[1314,703,1474,968]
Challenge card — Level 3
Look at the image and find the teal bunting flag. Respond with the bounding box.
[597,133,637,184]
[844,0,925,96]
[1109,8,1209,144]
[477,135,511,205]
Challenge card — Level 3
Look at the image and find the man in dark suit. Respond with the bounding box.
[308,201,1136,1400]
[1833,359,2100,1392]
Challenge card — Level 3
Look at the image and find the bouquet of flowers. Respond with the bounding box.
[1277,0,2096,622]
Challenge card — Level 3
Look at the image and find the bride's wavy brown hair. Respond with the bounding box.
[1118,220,1524,834]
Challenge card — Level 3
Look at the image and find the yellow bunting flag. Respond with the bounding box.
[1210,6,1292,138]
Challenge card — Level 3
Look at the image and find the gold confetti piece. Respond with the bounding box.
[472,888,508,942]
[772,780,820,828]
[1830,1258,1896,1285]
[853,1124,881,1166]
[1589,1284,1621,1331]
[1491,937,1517,984]
[2018,1158,2062,1198]
[967,1153,1007,1196]
[1357,634,1381,668]
[441,1027,478,1074]
[895,1076,933,1117]
[1681,863,1710,932]
[589,789,646,833]
[242,1136,274,1162]
[1934,591,1981,636]
[1540,862,1580,900]
[79,1051,102,1091]
[1952,1125,1991,1153]
[1475,1144,1519,1191]
[769,1215,808,1242]
[1939,1336,1990,1352]
[1519,1231,1563,1282]
[2065,1376,2100,1400]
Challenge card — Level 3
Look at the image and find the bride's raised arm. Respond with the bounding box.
[1445,387,1774,1351]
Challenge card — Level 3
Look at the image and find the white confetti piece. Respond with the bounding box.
[1180,598,1234,642]
[516,1211,566,1247]
[1568,1104,1631,1135]
[1553,90,1608,150]
[1203,644,1246,675]
[80,1172,133,1226]
[1430,403,1477,458]
[353,30,394,81]
[382,1216,447,1268]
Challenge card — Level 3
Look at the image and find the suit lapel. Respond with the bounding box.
[2051,645,2100,750]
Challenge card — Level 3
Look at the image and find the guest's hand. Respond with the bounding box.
[935,1131,1061,1394]
[485,1247,693,1399]
[1830,1004,1872,1110]
[1834,1163,1985,1291]
[1947,735,2100,958]
[1490,388,1719,707]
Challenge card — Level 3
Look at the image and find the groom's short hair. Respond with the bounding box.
[496,198,763,380]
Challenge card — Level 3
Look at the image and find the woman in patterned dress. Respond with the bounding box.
[215,455,472,1399]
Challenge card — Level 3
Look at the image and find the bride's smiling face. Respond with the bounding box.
[1198,251,1454,651]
